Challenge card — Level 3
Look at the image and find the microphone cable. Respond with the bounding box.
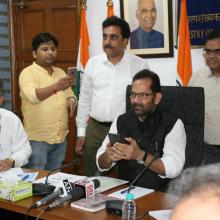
[25,206,33,220]
[127,152,160,193]
[45,158,80,185]
[36,209,45,220]
[135,210,150,219]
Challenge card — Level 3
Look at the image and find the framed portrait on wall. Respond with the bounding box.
[120,0,174,58]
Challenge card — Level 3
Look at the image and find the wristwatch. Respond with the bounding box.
[137,151,147,165]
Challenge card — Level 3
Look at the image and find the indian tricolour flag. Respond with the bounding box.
[177,0,192,86]
[74,1,90,99]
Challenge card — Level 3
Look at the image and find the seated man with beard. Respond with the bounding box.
[96,69,186,191]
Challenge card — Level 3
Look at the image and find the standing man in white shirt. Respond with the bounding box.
[189,29,220,164]
[76,16,149,176]
[0,79,31,171]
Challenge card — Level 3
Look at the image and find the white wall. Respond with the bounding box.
[86,0,206,86]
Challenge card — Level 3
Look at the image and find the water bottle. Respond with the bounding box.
[122,193,136,220]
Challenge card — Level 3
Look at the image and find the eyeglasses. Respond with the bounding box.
[130,92,155,100]
[103,33,121,41]
[203,48,220,56]
[137,8,157,16]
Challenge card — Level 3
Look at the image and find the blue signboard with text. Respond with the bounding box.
[179,0,220,46]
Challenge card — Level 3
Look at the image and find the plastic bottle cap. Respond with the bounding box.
[126,193,134,200]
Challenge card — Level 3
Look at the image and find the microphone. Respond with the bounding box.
[127,152,160,193]
[45,158,80,185]
[31,187,64,209]
[44,179,100,211]
[106,152,160,216]
[32,176,75,209]
[32,158,79,196]
[74,178,100,198]
[44,187,84,211]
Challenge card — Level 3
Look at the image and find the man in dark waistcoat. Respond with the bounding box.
[96,69,186,191]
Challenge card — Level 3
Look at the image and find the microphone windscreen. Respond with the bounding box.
[74,178,99,198]
[93,179,100,189]
[70,187,85,202]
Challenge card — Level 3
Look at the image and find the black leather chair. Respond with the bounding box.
[126,85,205,169]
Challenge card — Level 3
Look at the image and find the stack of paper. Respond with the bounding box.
[0,168,38,183]
[33,172,86,185]
[149,210,172,220]
[71,194,117,212]
[89,176,128,193]
[108,186,154,200]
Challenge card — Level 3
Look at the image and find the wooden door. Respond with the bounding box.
[10,0,80,172]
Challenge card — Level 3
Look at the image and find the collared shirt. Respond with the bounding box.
[19,62,74,144]
[130,27,164,49]
[189,66,220,145]
[96,116,186,179]
[0,108,31,167]
[76,51,149,136]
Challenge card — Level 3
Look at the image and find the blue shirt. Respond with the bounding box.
[130,27,164,49]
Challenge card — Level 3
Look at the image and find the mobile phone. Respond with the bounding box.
[108,133,129,145]
[108,133,121,145]
[67,67,77,78]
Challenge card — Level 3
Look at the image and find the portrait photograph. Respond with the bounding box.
[120,0,174,58]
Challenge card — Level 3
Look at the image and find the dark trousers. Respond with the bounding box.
[203,143,220,165]
[83,119,111,176]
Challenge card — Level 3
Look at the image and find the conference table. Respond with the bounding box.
[0,169,171,220]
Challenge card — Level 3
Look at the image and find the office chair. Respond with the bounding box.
[126,85,205,168]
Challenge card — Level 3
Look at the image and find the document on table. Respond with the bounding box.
[89,176,128,193]
[108,186,154,200]
[34,172,86,185]
[0,168,38,183]
[18,172,39,182]
[149,210,172,220]
[0,167,23,176]
[0,168,23,184]
[71,194,116,212]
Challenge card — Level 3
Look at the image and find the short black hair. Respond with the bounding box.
[102,16,130,39]
[132,69,161,93]
[205,29,220,45]
[32,32,59,51]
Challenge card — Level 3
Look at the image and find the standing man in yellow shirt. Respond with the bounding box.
[19,32,77,170]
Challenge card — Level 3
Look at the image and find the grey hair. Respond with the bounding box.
[166,164,220,207]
